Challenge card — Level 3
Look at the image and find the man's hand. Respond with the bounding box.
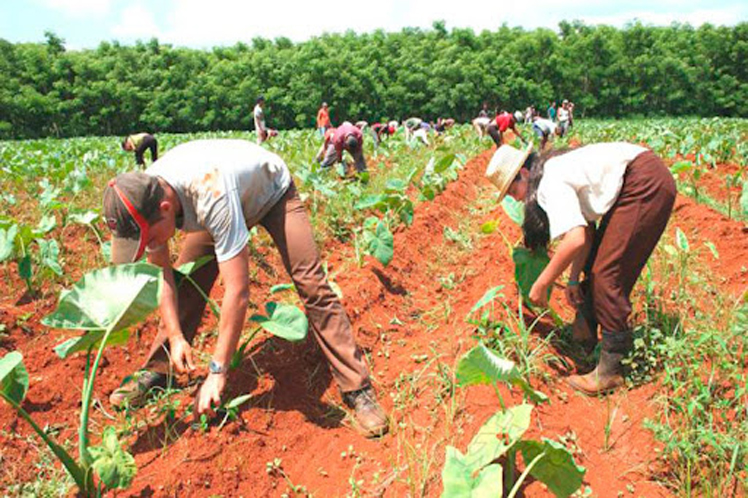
[169,335,196,373]
[194,373,226,419]
[528,281,550,308]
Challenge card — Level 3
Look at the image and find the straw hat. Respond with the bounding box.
[484,143,534,201]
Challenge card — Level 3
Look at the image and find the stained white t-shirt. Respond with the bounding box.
[533,118,557,135]
[147,140,291,262]
[557,108,570,123]
[537,143,647,240]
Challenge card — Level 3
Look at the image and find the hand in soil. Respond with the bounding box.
[195,373,226,419]
[529,281,549,307]
[169,335,196,373]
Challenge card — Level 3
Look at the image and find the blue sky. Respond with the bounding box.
[1,0,746,50]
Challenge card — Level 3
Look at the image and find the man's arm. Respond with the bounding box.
[194,246,249,417]
[147,244,195,372]
[529,225,588,306]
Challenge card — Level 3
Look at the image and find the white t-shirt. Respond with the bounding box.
[533,118,557,135]
[147,140,291,262]
[537,143,647,240]
[557,108,570,123]
[253,104,265,130]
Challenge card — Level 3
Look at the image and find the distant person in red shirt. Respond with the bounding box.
[370,122,396,147]
[486,111,526,147]
[315,122,367,172]
[317,102,332,137]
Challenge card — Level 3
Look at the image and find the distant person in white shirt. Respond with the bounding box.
[253,96,267,144]
[531,116,559,149]
[557,100,571,137]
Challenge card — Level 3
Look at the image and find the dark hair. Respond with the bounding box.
[121,138,128,149]
[521,148,571,251]
[256,95,265,104]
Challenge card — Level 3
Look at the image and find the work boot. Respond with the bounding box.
[109,370,167,409]
[567,330,631,396]
[342,386,389,438]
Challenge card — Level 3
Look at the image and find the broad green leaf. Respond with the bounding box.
[385,178,408,192]
[669,160,693,174]
[42,262,162,332]
[173,255,216,287]
[365,220,394,267]
[37,238,63,276]
[355,194,387,211]
[465,404,533,470]
[469,286,505,314]
[101,241,111,261]
[741,180,748,216]
[54,329,130,359]
[67,210,100,226]
[0,225,17,262]
[0,351,29,404]
[441,446,503,498]
[516,439,586,497]
[513,247,551,302]
[434,153,456,174]
[89,427,137,490]
[457,344,547,403]
[501,196,525,226]
[270,283,295,294]
[456,343,522,388]
[250,302,308,341]
[35,215,57,235]
[675,227,689,253]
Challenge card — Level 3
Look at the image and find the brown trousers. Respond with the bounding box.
[585,151,676,332]
[143,182,370,393]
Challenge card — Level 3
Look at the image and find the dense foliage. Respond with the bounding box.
[1,21,747,139]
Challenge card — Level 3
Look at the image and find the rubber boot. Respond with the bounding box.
[567,330,631,396]
[342,386,389,438]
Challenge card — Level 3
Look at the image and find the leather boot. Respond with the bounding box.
[567,330,631,396]
[342,386,389,438]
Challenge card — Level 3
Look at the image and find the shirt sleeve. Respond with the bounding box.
[538,179,588,241]
[206,189,249,263]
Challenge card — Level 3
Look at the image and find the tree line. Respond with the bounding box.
[1,20,746,139]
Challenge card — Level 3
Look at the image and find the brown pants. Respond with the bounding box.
[486,122,503,147]
[144,182,370,393]
[585,151,676,332]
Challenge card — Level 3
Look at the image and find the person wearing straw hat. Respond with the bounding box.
[102,139,388,437]
[485,143,676,395]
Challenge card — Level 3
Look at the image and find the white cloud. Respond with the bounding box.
[112,4,162,40]
[38,0,112,17]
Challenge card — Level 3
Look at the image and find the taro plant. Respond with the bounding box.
[354,216,394,267]
[1,262,162,496]
[441,344,584,498]
[0,217,63,292]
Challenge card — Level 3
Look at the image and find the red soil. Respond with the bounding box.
[2,149,746,497]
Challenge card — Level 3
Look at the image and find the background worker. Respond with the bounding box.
[316,121,367,173]
[103,139,388,437]
[547,101,557,122]
[370,121,396,147]
[316,102,332,137]
[486,142,676,395]
[402,117,423,142]
[472,116,491,139]
[557,100,571,137]
[122,132,158,167]
[531,116,559,149]
[486,110,527,147]
[253,96,268,144]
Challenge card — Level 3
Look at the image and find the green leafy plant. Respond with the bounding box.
[0,262,163,496]
[442,345,584,497]
[357,216,394,267]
